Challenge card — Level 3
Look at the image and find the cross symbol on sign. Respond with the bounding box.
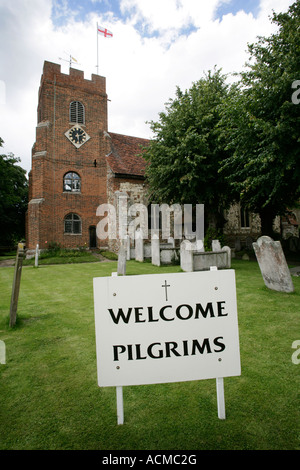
[162,280,171,302]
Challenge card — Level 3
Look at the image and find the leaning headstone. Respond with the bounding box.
[151,234,160,266]
[117,240,127,276]
[9,243,25,327]
[212,240,221,252]
[135,229,144,262]
[180,240,193,272]
[253,236,294,293]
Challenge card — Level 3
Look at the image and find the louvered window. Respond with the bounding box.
[70,101,85,124]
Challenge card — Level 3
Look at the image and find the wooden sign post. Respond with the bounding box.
[9,243,25,328]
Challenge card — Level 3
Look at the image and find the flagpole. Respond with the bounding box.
[96,22,99,75]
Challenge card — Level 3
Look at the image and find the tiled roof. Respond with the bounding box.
[106,132,149,178]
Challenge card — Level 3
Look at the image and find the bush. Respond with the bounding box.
[204,227,225,251]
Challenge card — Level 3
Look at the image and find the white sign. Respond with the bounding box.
[93,270,241,387]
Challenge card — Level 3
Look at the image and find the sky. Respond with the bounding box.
[0,0,295,174]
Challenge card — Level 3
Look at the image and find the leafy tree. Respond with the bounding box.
[0,139,28,247]
[144,69,232,229]
[219,1,300,236]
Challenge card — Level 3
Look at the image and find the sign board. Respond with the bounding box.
[93,270,241,388]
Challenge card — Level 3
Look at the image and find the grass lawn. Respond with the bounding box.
[0,259,299,450]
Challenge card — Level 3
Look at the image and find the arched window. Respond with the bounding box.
[64,213,82,234]
[69,101,85,124]
[63,172,81,192]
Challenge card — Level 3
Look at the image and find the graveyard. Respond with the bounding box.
[0,254,299,450]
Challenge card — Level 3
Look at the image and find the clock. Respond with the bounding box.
[65,125,90,148]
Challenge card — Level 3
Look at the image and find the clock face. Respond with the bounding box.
[65,126,90,148]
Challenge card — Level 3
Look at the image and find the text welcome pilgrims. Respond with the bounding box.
[108,300,229,362]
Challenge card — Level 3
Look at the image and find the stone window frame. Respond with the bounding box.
[64,213,82,235]
[240,205,250,229]
[63,171,81,193]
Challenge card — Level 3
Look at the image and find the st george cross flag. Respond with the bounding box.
[98,26,113,38]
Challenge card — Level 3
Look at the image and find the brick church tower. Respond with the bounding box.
[26,61,149,253]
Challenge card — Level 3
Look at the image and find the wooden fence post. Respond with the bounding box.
[9,243,25,328]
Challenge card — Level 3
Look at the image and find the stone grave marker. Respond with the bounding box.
[151,234,160,266]
[212,240,221,252]
[180,240,193,272]
[252,236,294,293]
[135,229,144,262]
[117,240,127,276]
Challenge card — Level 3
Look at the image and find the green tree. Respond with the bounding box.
[0,139,28,247]
[144,69,232,229]
[219,1,300,236]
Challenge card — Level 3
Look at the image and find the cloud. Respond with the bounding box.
[0,0,295,174]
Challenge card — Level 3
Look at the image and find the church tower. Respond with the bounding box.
[26,61,109,251]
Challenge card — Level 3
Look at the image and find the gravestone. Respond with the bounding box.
[252,236,294,293]
[151,234,160,266]
[135,229,144,262]
[126,235,131,261]
[212,240,221,252]
[180,240,193,272]
[193,251,228,271]
[117,240,127,276]
[222,246,231,268]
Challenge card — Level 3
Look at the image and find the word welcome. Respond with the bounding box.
[108,301,228,324]
[96,202,204,240]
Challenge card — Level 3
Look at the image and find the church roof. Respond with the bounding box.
[106,132,149,178]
